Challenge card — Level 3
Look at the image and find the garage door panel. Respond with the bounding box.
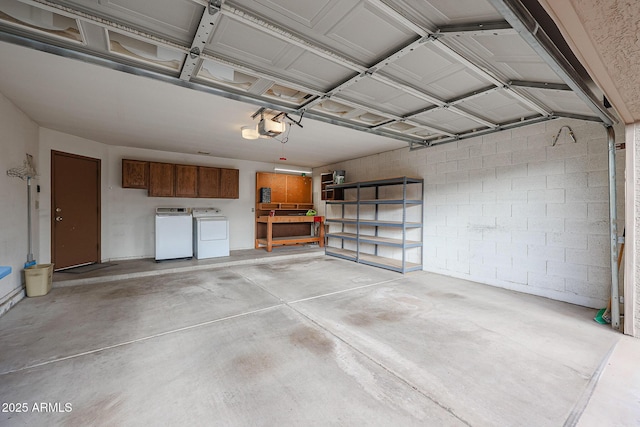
[57,0,202,43]
[338,78,429,114]
[414,109,484,133]
[383,0,503,29]
[523,88,599,118]
[286,51,356,91]
[458,90,539,123]
[385,46,492,100]
[443,34,565,84]
[208,17,292,68]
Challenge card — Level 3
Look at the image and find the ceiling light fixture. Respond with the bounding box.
[241,125,259,140]
[274,166,312,175]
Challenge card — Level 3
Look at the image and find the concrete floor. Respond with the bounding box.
[0,250,638,426]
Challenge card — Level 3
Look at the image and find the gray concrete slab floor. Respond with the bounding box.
[0,256,637,426]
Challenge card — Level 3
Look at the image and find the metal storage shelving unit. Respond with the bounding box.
[324,176,423,273]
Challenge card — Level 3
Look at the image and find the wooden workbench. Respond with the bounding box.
[255,215,324,252]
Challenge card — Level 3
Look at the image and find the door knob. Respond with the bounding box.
[55,216,63,222]
[56,208,62,212]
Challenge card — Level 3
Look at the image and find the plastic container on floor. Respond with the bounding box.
[24,263,54,297]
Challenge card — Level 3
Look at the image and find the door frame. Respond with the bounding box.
[51,150,102,268]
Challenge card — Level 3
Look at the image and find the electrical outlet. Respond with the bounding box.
[251,208,254,212]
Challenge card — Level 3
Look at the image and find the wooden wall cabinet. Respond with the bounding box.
[198,166,220,198]
[122,159,149,189]
[219,168,240,199]
[149,162,175,197]
[122,158,239,199]
[175,164,198,197]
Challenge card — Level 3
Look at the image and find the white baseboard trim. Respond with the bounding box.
[0,286,26,318]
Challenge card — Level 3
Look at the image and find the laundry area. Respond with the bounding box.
[0,252,638,426]
[1,0,640,425]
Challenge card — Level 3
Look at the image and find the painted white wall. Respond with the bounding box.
[0,93,39,313]
[38,128,277,263]
[316,119,626,309]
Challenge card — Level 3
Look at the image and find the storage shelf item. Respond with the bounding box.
[324,176,423,274]
[320,172,344,201]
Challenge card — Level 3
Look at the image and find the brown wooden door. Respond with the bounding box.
[52,151,101,270]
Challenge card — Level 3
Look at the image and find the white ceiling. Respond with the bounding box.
[0,0,614,167]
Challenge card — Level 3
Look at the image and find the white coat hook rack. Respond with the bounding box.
[6,154,39,268]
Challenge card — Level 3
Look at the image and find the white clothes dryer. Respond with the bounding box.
[192,208,229,259]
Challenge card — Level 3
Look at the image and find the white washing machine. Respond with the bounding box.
[192,208,229,259]
[155,207,193,261]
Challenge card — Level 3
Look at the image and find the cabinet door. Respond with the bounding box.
[148,162,175,197]
[175,164,198,197]
[122,159,148,189]
[198,166,220,198]
[219,168,239,199]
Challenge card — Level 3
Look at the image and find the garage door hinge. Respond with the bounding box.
[209,0,222,14]
[189,47,201,59]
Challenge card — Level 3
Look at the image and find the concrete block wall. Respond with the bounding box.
[317,119,625,308]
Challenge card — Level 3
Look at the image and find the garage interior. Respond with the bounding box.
[0,0,639,425]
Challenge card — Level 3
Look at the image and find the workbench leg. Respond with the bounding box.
[319,220,325,248]
[267,222,273,252]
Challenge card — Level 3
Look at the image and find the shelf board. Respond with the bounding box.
[326,218,422,228]
[326,232,422,247]
[325,247,357,261]
[326,200,357,205]
[359,199,423,205]
[327,176,423,190]
[257,215,322,223]
[325,248,422,273]
[358,252,422,272]
[257,235,321,245]
[257,203,314,210]
[327,199,422,205]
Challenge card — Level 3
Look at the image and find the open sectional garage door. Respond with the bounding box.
[0,0,614,141]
